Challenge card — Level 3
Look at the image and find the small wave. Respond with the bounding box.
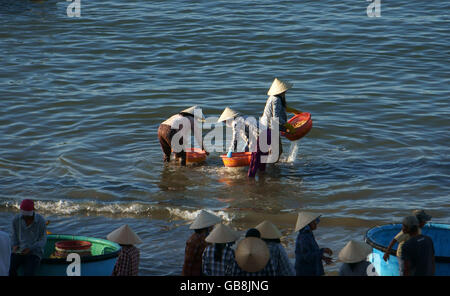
[0,199,234,223]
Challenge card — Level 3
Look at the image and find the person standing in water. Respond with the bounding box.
[260,78,301,163]
[158,106,208,166]
[217,107,262,178]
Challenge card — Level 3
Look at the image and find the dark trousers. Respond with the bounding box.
[158,124,186,165]
[9,253,41,276]
[248,128,283,177]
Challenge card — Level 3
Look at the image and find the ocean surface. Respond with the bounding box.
[0,0,449,275]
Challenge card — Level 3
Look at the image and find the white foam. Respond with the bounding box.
[283,141,300,163]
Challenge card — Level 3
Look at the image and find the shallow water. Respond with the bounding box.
[0,0,449,275]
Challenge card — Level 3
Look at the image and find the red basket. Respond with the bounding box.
[220,152,252,167]
[185,148,207,164]
[53,240,92,258]
[281,112,313,141]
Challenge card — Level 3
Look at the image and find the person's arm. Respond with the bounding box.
[295,233,324,264]
[286,106,302,114]
[383,238,397,261]
[271,98,288,133]
[30,218,47,254]
[228,120,238,154]
[11,218,19,252]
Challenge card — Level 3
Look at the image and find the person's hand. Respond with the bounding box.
[322,256,333,265]
[383,252,390,262]
[284,123,296,135]
[21,248,30,255]
[12,246,19,254]
[323,248,333,256]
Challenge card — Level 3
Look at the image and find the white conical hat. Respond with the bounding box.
[338,240,372,263]
[255,220,282,239]
[217,107,240,123]
[295,211,321,232]
[107,224,142,245]
[189,210,222,230]
[180,106,205,121]
[267,78,293,96]
[235,237,270,272]
[205,224,240,243]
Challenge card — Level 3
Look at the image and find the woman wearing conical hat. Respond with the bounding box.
[158,106,208,166]
[202,224,240,276]
[260,78,302,162]
[217,107,261,177]
[225,228,276,276]
[294,212,333,276]
[338,240,378,276]
[182,210,221,276]
[255,220,295,276]
[107,224,142,276]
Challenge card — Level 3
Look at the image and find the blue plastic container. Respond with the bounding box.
[365,223,450,276]
[21,234,121,276]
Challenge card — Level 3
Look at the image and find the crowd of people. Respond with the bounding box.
[0,199,436,276]
[180,209,435,277]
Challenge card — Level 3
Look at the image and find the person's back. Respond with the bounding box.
[112,245,140,276]
[202,244,235,276]
[339,261,372,276]
[265,241,295,276]
[0,231,11,276]
[401,234,435,276]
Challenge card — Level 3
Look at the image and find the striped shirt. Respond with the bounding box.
[202,244,235,276]
[112,245,140,276]
[260,95,287,132]
[265,241,295,276]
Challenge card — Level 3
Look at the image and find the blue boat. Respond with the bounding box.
[365,223,450,276]
[20,234,121,276]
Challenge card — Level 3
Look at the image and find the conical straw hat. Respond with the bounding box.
[189,210,222,230]
[267,78,293,96]
[107,224,142,245]
[295,211,321,232]
[338,240,372,263]
[180,106,205,121]
[255,220,282,239]
[205,224,240,243]
[235,237,270,272]
[217,107,240,123]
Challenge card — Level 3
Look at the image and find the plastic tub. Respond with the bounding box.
[54,240,92,258]
[186,148,207,164]
[220,152,252,167]
[281,112,313,141]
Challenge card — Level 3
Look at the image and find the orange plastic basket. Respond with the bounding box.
[185,148,207,164]
[281,112,313,141]
[220,152,252,167]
